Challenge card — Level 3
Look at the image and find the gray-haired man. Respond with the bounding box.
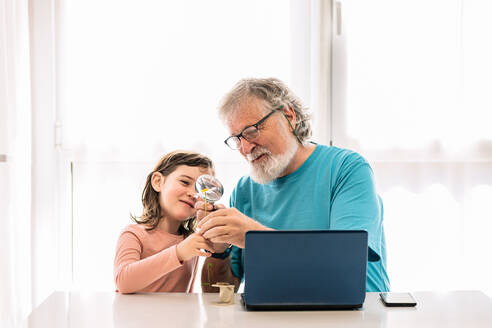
[196,78,390,292]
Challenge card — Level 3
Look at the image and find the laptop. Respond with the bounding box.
[241,230,368,310]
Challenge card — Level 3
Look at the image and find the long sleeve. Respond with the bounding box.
[114,231,183,293]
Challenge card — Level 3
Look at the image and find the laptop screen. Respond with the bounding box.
[243,230,368,307]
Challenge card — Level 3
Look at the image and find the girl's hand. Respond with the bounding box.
[176,232,215,262]
[194,202,230,252]
[195,200,223,222]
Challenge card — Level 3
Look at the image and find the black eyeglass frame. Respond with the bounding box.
[223,106,282,150]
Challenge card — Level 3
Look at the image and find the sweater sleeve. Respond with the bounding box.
[114,230,183,293]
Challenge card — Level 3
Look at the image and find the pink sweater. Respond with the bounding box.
[114,224,198,293]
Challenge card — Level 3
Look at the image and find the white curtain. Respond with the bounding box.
[0,0,33,327]
[1,0,68,326]
[333,0,492,296]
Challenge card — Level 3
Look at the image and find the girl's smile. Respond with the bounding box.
[179,199,195,208]
[152,165,213,233]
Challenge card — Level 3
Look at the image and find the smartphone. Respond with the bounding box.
[379,292,417,307]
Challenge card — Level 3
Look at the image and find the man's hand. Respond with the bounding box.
[176,232,215,262]
[196,205,271,248]
[195,201,230,252]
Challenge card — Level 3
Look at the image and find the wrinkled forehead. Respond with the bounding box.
[225,97,271,134]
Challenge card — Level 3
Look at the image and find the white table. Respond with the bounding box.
[23,291,492,328]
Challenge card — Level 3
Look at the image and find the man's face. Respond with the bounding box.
[226,98,298,183]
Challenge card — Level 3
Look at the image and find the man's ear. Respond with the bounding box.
[281,105,297,127]
[151,172,164,192]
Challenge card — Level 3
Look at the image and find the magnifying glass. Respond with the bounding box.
[195,175,224,215]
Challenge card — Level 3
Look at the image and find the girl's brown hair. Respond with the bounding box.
[131,150,214,236]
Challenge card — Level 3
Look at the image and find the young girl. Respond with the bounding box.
[114,150,216,293]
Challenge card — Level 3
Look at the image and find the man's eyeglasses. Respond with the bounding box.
[224,106,283,150]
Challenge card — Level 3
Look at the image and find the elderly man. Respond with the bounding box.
[197,78,390,292]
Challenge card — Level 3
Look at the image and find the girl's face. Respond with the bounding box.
[154,165,212,222]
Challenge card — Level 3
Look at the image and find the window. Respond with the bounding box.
[62,0,296,292]
[334,0,492,295]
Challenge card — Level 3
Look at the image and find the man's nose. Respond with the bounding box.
[239,137,255,155]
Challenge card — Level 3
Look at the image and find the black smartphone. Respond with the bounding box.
[379,292,417,307]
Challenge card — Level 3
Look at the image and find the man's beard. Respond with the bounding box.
[246,137,298,184]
